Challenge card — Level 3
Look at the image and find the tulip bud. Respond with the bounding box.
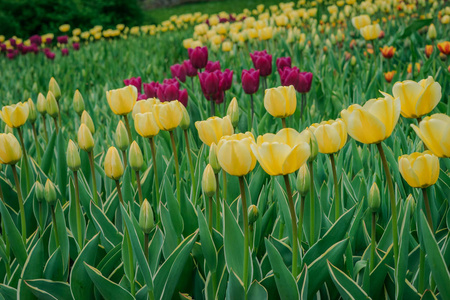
[73,90,85,116]
[248,204,259,225]
[27,98,37,123]
[104,147,124,180]
[129,142,143,172]
[67,140,81,172]
[368,182,381,212]
[296,164,310,196]
[139,199,154,234]
[351,56,356,66]
[77,123,95,152]
[209,143,221,173]
[227,97,239,128]
[46,91,59,118]
[115,121,129,151]
[405,194,416,215]
[35,181,44,202]
[37,93,47,115]
[81,111,95,134]
[202,164,216,197]
[49,77,61,101]
[427,24,436,40]
[307,130,318,162]
[179,104,190,130]
[44,179,57,206]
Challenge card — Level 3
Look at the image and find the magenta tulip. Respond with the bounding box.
[143,82,160,98]
[124,77,142,93]
[205,60,221,72]
[170,63,187,83]
[276,57,292,72]
[188,46,208,69]
[183,60,198,77]
[61,48,69,56]
[250,50,272,77]
[242,69,260,94]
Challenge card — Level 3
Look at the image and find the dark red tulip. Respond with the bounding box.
[9,38,16,47]
[178,89,188,107]
[205,60,221,72]
[170,63,187,83]
[7,52,16,60]
[45,38,53,44]
[143,82,160,98]
[276,57,291,72]
[45,51,55,60]
[73,43,80,50]
[250,50,272,77]
[241,69,260,94]
[30,44,39,54]
[61,48,69,56]
[0,44,6,51]
[188,46,208,69]
[198,71,221,101]
[297,72,313,93]
[29,35,42,45]
[219,69,233,91]
[183,60,198,77]
[157,83,179,102]
[57,35,69,44]
[124,77,142,94]
[137,93,147,100]
[280,67,313,93]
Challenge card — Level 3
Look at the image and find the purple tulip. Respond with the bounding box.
[7,52,16,60]
[45,51,55,60]
[143,82,160,98]
[297,72,313,93]
[61,48,69,56]
[205,60,221,72]
[170,63,187,83]
[276,57,291,72]
[157,83,179,102]
[0,44,6,51]
[73,43,80,50]
[280,67,313,93]
[57,35,69,44]
[241,69,260,94]
[29,35,42,45]
[188,46,208,69]
[45,38,53,44]
[9,38,16,47]
[183,60,198,77]
[30,44,39,54]
[124,77,142,94]
[137,93,148,101]
[178,89,188,107]
[250,50,272,77]
[198,71,221,101]
[219,69,233,91]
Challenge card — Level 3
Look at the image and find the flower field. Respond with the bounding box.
[0,0,450,299]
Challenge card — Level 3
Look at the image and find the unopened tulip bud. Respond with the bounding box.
[73,90,85,116]
[49,77,61,101]
[427,24,436,40]
[115,121,129,151]
[27,98,37,123]
[37,93,47,115]
[46,91,59,118]
[248,205,259,225]
[209,143,221,173]
[44,179,57,206]
[104,147,124,180]
[77,123,94,152]
[202,164,216,197]
[129,141,144,172]
[307,130,318,162]
[67,140,81,171]
[81,111,95,134]
[405,194,416,215]
[139,199,154,234]
[296,164,310,196]
[227,97,239,128]
[351,56,356,66]
[179,104,190,130]
[369,182,380,212]
[35,181,44,202]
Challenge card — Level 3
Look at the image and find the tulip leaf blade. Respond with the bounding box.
[41,131,57,175]
[196,206,218,272]
[0,201,27,267]
[328,261,370,300]
[84,263,134,300]
[24,279,72,300]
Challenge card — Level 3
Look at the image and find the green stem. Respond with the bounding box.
[74,172,83,249]
[208,196,213,233]
[330,153,340,221]
[210,100,215,117]
[281,118,287,129]
[31,123,41,163]
[238,176,249,298]
[144,233,149,262]
[422,188,433,230]
[283,174,298,278]
[125,226,135,296]
[370,212,377,272]
[215,173,220,230]
[11,165,26,244]
[184,130,197,202]
[149,138,160,209]
[115,180,124,206]
[121,150,128,169]
[298,195,305,253]
[87,151,99,206]
[308,160,315,245]
[123,114,133,144]
[376,142,398,267]
[301,93,306,123]
[136,171,143,206]
[250,94,254,125]
[41,115,48,142]
[169,131,181,205]
[17,127,31,193]
[222,170,227,203]
[51,205,60,248]
[53,117,59,134]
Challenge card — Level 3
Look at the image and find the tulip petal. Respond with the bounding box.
[345,108,386,144]
[282,142,310,175]
[415,82,441,118]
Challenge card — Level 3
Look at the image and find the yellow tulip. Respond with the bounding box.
[392,76,441,118]
[309,119,347,154]
[217,132,256,176]
[0,133,22,165]
[340,92,401,144]
[37,93,47,115]
[129,141,144,172]
[104,147,124,180]
[59,24,70,32]
[251,128,311,176]
[106,85,137,116]
[351,15,371,30]
[0,102,29,128]
[222,41,233,52]
[134,112,160,138]
[27,98,37,123]
[398,151,439,188]
[195,116,234,146]
[81,110,95,134]
[411,113,450,158]
[115,121,129,151]
[360,24,381,41]
[67,139,81,172]
[73,90,85,116]
[259,27,273,40]
[131,98,159,119]
[264,85,296,118]
[202,164,216,197]
[77,123,95,152]
[46,92,59,118]
[275,15,289,27]
[152,100,183,131]
[49,77,61,101]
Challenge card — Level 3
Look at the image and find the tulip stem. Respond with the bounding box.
[184,130,197,202]
[149,138,160,209]
[210,100,215,117]
[135,171,143,206]
[11,165,26,244]
[31,123,41,163]
[238,176,250,298]
[215,173,220,231]
[283,174,298,278]
[250,94,254,125]
[121,150,128,169]
[370,212,377,272]
[169,131,181,206]
[87,151,99,206]
[123,115,133,143]
[308,161,315,245]
[281,118,287,129]
[41,115,49,142]
[422,188,433,231]
[115,180,124,206]
[300,93,306,123]
[222,171,227,203]
[208,195,213,233]
[16,127,31,193]
[53,117,59,134]
[73,171,84,249]
[51,204,60,248]
[298,195,305,253]
[144,233,149,263]
[38,201,44,237]
[376,142,398,267]
[330,154,340,221]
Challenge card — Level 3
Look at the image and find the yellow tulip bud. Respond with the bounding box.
[104,147,124,180]
[406,194,416,215]
[179,104,191,130]
[134,112,160,138]
[152,100,183,131]
[309,119,347,154]
[195,116,234,147]
[227,97,239,128]
[0,133,22,165]
[411,114,449,158]
[217,132,256,176]
[296,163,310,196]
[139,199,154,234]
[248,204,259,225]
[129,141,144,172]
[202,164,216,197]
[0,102,29,128]
[360,24,381,41]
[27,98,37,123]
[222,41,233,52]
[398,151,439,188]
[351,15,371,29]
[350,56,356,66]
[209,143,221,173]
[264,85,296,118]
[73,90,85,116]
[427,24,437,40]
[46,91,59,118]
[115,121,129,151]
[106,85,137,116]
[67,139,81,172]
[368,182,380,212]
[35,181,44,202]
[37,93,47,115]
[44,179,57,206]
[77,123,94,152]
[81,110,95,134]
[49,77,61,101]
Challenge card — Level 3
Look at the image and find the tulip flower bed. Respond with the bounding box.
[1,1,450,300]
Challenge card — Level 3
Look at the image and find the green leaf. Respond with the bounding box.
[196,206,217,272]
[247,280,268,300]
[41,131,57,174]
[328,262,370,300]
[90,201,122,252]
[0,201,27,267]
[54,202,69,271]
[84,263,134,300]
[399,19,433,39]
[162,175,184,237]
[18,238,45,300]
[0,284,16,300]
[25,279,72,300]
[396,200,411,300]
[226,270,245,300]
[56,132,67,201]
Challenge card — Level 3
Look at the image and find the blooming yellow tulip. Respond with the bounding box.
[131,98,159,119]
[259,27,273,40]
[411,113,450,158]
[264,85,296,118]
[340,92,401,144]
[360,24,381,40]
[217,132,256,177]
[59,24,70,32]
[309,119,347,154]
[392,76,441,118]
[398,151,439,188]
[251,128,310,176]
[104,147,124,180]
[0,133,22,165]
[351,15,371,29]
[195,116,234,146]
[77,123,95,152]
[106,85,137,116]
[152,100,183,131]
[0,102,29,128]
[134,112,160,138]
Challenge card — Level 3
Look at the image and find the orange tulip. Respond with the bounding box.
[379,45,396,59]
[437,41,450,55]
